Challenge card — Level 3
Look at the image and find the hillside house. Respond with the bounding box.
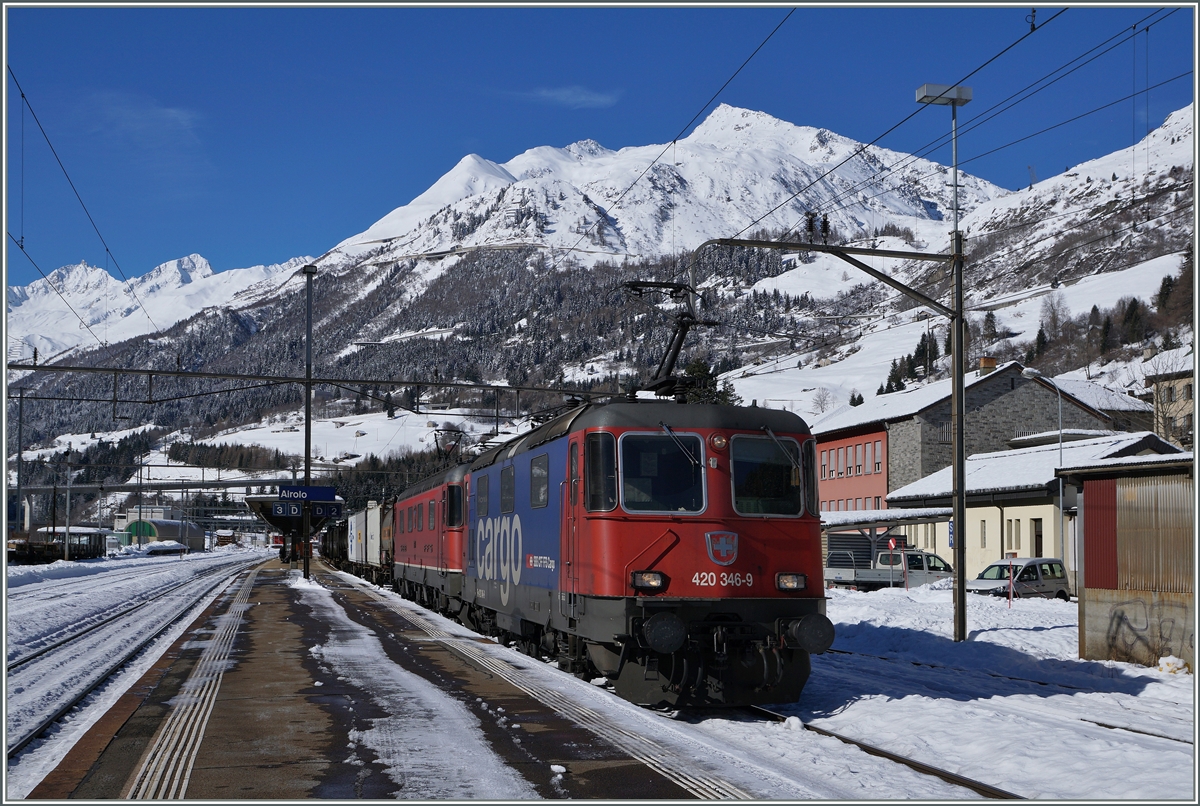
[1141,346,1195,450]
[811,360,1114,513]
[886,432,1182,589]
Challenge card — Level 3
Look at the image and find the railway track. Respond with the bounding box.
[818,648,1193,746]
[744,705,1023,799]
[334,569,755,800]
[5,557,265,758]
[7,563,244,672]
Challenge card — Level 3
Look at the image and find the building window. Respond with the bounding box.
[856,443,863,475]
[1167,385,1176,403]
[874,440,882,473]
[837,447,845,477]
[855,498,862,510]
[875,496,882,509]
[1014,519,1021,551]
[820,450,827,479]
[980,520,986,549]
[1006,519,1012,550]
[1186,383,1194,401]
[865,442,873,475]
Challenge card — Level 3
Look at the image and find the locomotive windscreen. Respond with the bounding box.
[731,435,804,515]
[619,434,704,512]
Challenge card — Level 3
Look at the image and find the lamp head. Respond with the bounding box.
[1021,367,1042,379]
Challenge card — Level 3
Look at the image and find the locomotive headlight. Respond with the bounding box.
[708,433,728,451]
[631,570,667,590]
[776,572,807,591]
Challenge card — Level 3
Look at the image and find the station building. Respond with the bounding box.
[886,431,1182,589]
[811,360,1115,515]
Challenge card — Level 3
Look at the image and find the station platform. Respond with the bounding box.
[28,558,692,800]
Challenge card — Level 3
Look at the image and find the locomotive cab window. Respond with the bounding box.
[530,453,549,508]
[447,485,464,527]
[730,435,804,516]
[619,432,704,513]
[500,466,515,513]
[584,432,617,512]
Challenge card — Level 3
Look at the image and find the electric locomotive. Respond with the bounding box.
[391,463,469,611]
[457,399,833,708]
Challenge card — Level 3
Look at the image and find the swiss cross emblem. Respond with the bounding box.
[705,531,738,566]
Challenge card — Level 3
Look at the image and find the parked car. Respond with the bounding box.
[825,548,953,591]
[967,558,1070,600]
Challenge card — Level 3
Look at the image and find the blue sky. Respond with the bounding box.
[4,5,1194,288]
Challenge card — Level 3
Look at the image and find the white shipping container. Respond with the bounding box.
[348,509,367,566]
[365,500,382,568]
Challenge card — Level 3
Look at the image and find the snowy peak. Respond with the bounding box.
[6,253,313,362]
[564,138,612,159]
[134,254,213,294]
[326,103,1011,269]
[686,103,800,146]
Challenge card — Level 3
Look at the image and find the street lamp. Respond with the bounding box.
[917,83,971,642]
[1022,366,1066,581]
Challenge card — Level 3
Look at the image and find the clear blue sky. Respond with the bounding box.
[4,5,1194,288]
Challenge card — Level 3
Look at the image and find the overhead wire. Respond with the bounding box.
[772,70,1191,247]
[547,7,796,269]
[768,8,1179,244]
[729,7,1070,241]
[6,66,164,334]
[7,231,115,360]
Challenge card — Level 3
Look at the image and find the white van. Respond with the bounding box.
[966,558,1071,600]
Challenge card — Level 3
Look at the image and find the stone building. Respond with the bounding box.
[811,360,1113,513]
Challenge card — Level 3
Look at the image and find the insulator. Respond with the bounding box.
[820,214,830,244]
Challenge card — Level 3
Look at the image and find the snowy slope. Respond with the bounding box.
[6,254,314,362]
[323,104,1007,270]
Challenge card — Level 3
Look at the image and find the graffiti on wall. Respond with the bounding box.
[1104,597,1194,666]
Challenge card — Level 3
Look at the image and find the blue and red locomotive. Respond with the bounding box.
[331,397,834,708]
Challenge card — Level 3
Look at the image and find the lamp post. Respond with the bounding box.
[1022,367,1065,578]
[917,83,971,642]
[302,263,317,580]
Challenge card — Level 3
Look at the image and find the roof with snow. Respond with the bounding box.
[1142,346,1195,382]
[821,507,951,530]
[888,431,1182,502]
[1058,451,1194,476]
[1051,378,1153,413]
[810,360,1107,436]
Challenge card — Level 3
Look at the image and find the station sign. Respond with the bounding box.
[271,500,342,519]
[272,501,303,518]
[279,485,336,501]
[311,502,343,519]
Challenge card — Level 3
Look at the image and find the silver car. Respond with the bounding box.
[967,558,1071,600]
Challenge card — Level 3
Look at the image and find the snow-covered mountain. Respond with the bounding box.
[7,102,1191,460]
[321,103,1008,271]
[6,254,313,362]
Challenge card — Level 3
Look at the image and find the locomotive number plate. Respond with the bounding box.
[692,571,754,587]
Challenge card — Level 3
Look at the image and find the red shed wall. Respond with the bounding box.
[1083,477,1118,590]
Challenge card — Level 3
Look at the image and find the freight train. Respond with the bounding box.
[320,398,834,708]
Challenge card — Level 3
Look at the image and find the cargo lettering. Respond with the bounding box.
[476,514,523,606]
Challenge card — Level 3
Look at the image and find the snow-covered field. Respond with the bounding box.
[6,554,1193,800]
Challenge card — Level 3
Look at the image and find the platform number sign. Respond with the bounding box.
[948,521,954,549]
[272,502,302,517]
